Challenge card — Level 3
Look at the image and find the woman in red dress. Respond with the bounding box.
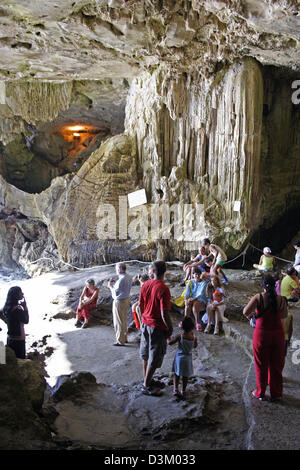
[243,275,287,401]
[75,279,99,329]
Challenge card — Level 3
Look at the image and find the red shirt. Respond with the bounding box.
[139,279,171,330]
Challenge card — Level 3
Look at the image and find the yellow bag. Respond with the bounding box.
[173,281,192,307]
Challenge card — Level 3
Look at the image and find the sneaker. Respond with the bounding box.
[204,324,211,334]
[251,391,265,401]
[196,323,203,331]
[222,279,229,285]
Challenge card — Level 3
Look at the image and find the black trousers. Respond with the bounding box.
[7,338,26,359]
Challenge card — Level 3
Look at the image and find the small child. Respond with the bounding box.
[129,274,148,331]
[168,316,197,399]
[204,275,228,335]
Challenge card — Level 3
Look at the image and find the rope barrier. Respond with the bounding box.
[247,243,293,264]
[27,257,152,272]
[27,243,294,273]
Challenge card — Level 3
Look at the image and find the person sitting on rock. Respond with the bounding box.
[75,279,99,329]
[253,247,275,272]
[184,268,209,331]
[181,246,208,286]
[204,275,228,335]
[280,267,300,306]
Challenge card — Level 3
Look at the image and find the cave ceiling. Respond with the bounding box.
[0,0,299,82]
[0,0,299,190]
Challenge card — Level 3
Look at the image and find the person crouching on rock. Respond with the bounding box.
[75,279,99,329]
[3,286,29,359]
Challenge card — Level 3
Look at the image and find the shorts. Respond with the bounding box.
[216,260,226,267]
[140,323,167,369]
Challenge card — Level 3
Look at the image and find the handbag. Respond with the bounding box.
[173,281,192,307]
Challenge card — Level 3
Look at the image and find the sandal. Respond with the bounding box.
[173,390,182,397]
[196,323,203,331]
[142,386,163,397]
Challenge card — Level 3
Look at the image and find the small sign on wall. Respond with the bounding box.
[128,189,147,208]
[233,201,241,212]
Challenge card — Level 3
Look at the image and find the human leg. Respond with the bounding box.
[184,300,192,318]
[173,374,180,395]
[268,331,285,399]
[193,301,205,331]
[182,376,189,395]
[213,307,221,334]
[204,305,214,333]
[75,304,84,326]
[140,325,165,395]
[252,329,270,398]
[7,339,26,359]
[113,298,130,345]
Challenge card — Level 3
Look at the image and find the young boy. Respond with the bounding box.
[202,238,229,285]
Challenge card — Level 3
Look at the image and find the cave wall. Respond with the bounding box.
[125,57,264,254]
[0,57,299,268]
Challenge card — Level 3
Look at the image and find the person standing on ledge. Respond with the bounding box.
[243,275,287,401]
[139,260,173,396]
[108,262,132,346]
[3,286,29,359]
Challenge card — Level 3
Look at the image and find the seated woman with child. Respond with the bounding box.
[184,268,210,331]
[203,275,228,335]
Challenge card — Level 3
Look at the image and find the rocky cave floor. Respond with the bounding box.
[0,263,299,451]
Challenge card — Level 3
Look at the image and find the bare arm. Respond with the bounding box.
[280,296,288,319]
[83,288,99,305]
[243,294,260,319]
[161,310,173,337]
[80,287,87,301]
[167,334,180,345]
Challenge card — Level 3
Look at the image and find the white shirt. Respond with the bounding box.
[111,273,132,300]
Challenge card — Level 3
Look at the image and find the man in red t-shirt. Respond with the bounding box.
[139,260,173,396]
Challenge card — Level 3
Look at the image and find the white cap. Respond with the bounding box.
[263,247,271,254]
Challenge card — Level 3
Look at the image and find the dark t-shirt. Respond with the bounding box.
[139,279,171,330]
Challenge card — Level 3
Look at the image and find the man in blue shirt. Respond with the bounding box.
[108,263,132,346]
